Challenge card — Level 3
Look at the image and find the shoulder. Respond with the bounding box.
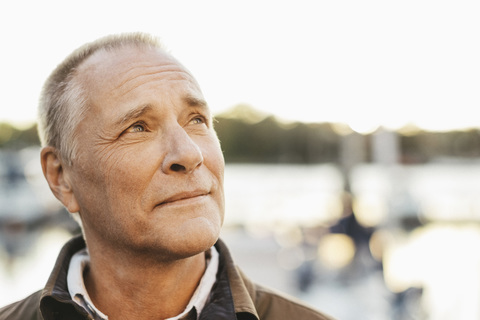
[0,291,42,320]
[251,283,335,320]
[215,239,334,320]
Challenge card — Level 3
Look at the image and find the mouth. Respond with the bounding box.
[156,190,210,207]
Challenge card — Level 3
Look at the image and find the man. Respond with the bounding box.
[0,33,333,320]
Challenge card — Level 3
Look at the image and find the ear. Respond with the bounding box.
[40,146,80,213]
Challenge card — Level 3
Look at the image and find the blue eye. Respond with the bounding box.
[191,117,205,125]
[132,124,145,132]
[127,123,146,133]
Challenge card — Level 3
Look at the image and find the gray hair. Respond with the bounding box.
[37,33,163,165]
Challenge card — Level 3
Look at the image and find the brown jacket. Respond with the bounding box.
[0,236,334,320]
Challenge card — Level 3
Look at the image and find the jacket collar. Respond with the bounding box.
[38,235,259,320]
[40,235,91,319]
[212,240,259,319]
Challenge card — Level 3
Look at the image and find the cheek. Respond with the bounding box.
[202,136,225,212]
[203,136,225,180]
[103,151,157,199]
[96,144,131,178]
[99,139,159,178]
[79,145,156,211]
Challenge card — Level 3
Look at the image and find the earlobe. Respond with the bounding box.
[40,147,80,213]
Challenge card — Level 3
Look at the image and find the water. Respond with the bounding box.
[1,161,480,319]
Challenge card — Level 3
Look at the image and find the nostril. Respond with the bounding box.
[170,163,185,172]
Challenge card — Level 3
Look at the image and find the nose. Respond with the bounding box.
[162,125,204,174]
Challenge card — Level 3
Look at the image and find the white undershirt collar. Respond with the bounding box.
[67,246,219,320]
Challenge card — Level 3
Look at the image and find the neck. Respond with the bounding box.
[84,241,207,320]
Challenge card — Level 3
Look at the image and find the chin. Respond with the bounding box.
[157,217,222,260]
[182,223,220,253]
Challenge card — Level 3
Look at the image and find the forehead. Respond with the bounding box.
[78,46,203,107]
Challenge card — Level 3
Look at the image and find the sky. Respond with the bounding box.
[1,0,479,132]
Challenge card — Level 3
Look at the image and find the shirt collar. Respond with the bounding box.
[66,246,219,320]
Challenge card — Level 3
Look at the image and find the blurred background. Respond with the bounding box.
[1,1,480,319]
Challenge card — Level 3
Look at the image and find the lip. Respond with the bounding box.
[156,190,210,207]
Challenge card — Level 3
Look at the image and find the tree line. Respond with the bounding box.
[1,105,480,164]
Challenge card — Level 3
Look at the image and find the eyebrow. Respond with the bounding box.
[183,94,208,109]
[113,95,208,128]
[115,104,153,127]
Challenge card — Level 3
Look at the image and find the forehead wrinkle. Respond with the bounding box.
[115,65,194,98]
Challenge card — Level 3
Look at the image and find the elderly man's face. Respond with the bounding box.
[66,46,225,258]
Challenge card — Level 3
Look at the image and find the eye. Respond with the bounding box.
[125,122,146,133]
[190,116,206,125]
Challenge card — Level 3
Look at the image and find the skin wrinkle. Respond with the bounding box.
[48,45,225,319]
[90,105,211,203]
[107,54,196,99]
[85,110,213,226]
[94,131,157,205]
[96,144,125,183]
[85,108,212,209]
[88,131,125,171]
[112,57,182,86]
[107,82,206,136]
[117,67,193,97]
[74,132,144,215]
[113,100,210,133]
